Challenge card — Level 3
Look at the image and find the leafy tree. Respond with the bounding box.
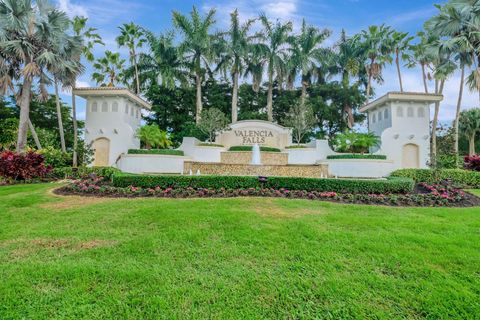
[459,108,480,156]
[136,124,172,149]
[92,51,126,87]
[197,108,229,142]
[173,6,216,124]
[283,99,316,145]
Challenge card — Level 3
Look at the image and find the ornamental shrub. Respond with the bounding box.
[50,166,120,180]
[326,154,387,160]
[464,155,480,171]
[0,150,51,180]
[127,149,184,156]
[37,147,72,168]
[112,173,414,194]
[228,146,281,152]
[390,168,480,188]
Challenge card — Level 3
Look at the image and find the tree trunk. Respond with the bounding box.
[16,76,33,153]
[231,71,239,123]
[267,70,273,122]
[343,104,354,129]
[396,49,403,92]
[54,78,67,153]
[301,80,307,105]
[366,68,372,103]
[454,65,465,161]
[469,135,475,156]
[71,85,78,167]
[28,119,42,150]
[421,63,428,93]
[195,73,202,124]
[132,48,140,94]
[431,79,445,167]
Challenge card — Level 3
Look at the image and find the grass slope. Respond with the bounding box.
[1,184,479,319]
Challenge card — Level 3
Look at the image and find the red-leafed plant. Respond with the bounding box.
[0,150,52,181]
[464,155,480,172]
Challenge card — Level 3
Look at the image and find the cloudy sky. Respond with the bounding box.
[56,0,479,123]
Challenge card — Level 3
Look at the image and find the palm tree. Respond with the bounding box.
[389,31,413,92]
[358,24,393,101]
[172,6,216,124]
[71,16,104,166]
[215,10,258,123]
[289,19,331,104]
[0,0,80,152]
[91,51,126,87]
[259,15,292,121]
[459,108,480,155]
[407,32,436,94]
[116,23,145,94]
[136,124,172,149]
[137,30,188,90]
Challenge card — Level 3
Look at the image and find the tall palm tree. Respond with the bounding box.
[407,32,436,94]
[389,31,414,92]
[172,6,216,124]
[289,19,331,104]
[71,16,104,166]
[0,0,80,152]
[358,24,393,101]
[91,51,126,87]
[259,15,292,122]
[459,108,480,155]
[116,23,145,94]
[216,10,257,123]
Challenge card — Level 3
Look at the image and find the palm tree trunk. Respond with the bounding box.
[54,78,67,153]
[396,49,403,92]
[267,70,273,122]
[469,134,475,156]
[195,73,203,124]
[231,71,239,123]
[71,86,78,167]
[16,76,33,153]
[431,79,445,167]
[301,80,307,105]
[28,119,42,150]
[421,63,428,93]
[454,65,465,160]
[132,48,140,94]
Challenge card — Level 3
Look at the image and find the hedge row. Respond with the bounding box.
[390,169,480,188]
[197,143,224,147]
[112,173,414,194]
[228,146,281,152]
[50,166,120,180]
[128,149,184,156]
[327,154,387,160]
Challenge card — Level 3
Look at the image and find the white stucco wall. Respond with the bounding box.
[286,140,337,164]
[117,154,190,174]
[321,159,395,178]
[178,137,226,162]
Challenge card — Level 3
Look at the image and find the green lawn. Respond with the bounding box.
[1,184,479,319]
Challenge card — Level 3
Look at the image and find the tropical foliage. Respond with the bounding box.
[135,124,172,149]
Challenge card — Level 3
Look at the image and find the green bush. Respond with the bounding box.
[51,166,120,180]
[37,147,72,168]
[127,149,184,156]
[390,169,480,188]
[112,173,414,194]
[285,145,308,149]
[327,154,387,160]
[228,146,281,152]
[198,143,224,147]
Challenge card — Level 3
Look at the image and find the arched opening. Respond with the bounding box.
[92,137,110,167]
[402,143,419,168]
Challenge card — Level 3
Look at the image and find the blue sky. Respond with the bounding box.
[56,0,478,122]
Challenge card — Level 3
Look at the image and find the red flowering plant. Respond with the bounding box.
[464,155,480,171]
[0,150,52,181]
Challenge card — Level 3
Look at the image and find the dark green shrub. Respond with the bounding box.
[127,149,184,156]
[51,166,120,180]
[285,145,308,149]
[326,154,387,160]
[112,173,414,194]
[390,169,480,188]
[197,143,224,147]
[228,146,281,152]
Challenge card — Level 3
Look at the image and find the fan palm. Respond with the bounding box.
[91,51,126,87]
[389,31,414,92]
[116,23,145,94]
[258,15,292,121]
[0,0,82,152]
[172,6,216,124]
[407,32,436,93]
[70,16,104,166]
[459,108,480,155]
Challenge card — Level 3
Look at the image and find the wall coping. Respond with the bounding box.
[319,159,394,164]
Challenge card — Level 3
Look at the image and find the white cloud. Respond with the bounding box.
[389,7,437,27]
[57,0,88,18]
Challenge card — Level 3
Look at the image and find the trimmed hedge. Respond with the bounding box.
[390,169,480,188]
[228,146,281,152]
[128,149,184,156]
[285,145,308,149]
[198,143,224,147]
[50,166,120,180]
[112,173,414,194]
[327,154,387,160]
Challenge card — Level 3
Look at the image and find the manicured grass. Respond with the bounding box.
[1,184,479,319]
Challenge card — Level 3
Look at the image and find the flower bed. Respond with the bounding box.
[55,176,480,207]
[127,149,184,156]
[326,154,387,160]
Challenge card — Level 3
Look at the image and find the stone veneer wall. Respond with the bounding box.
[184,161,329,178]
[220,151,288,165]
